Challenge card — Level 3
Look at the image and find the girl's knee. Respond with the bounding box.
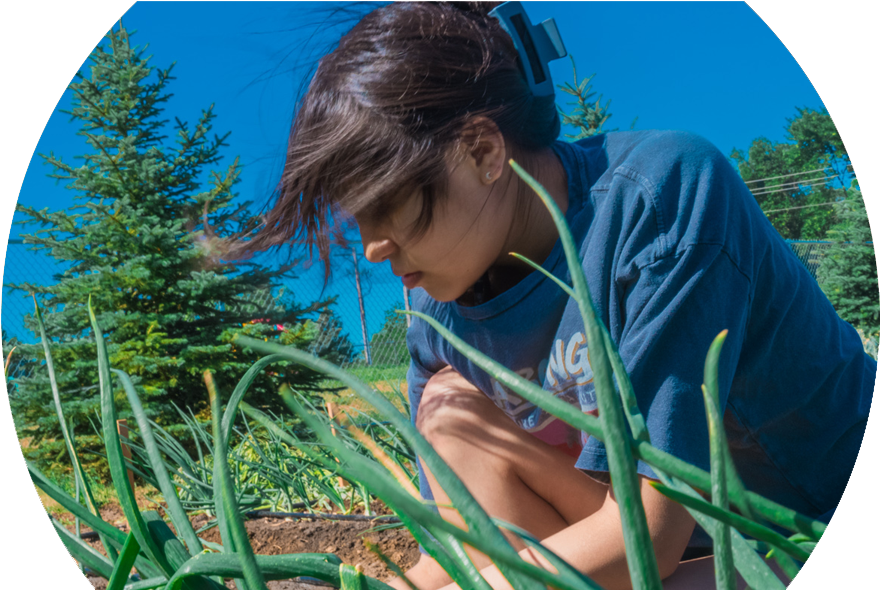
[415,367,489,444]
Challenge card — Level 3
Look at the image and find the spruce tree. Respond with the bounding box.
[8,23,329,471]
[557,57,616,140]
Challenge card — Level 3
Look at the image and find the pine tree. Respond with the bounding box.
[817,186,880,340]
[557,56,635,140]
[8,23,329,471]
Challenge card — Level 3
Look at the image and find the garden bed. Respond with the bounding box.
[59,501,421,589]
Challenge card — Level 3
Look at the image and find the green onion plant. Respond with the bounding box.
[27,164,825,589]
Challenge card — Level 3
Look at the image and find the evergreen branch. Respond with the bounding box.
[80,131,127,187]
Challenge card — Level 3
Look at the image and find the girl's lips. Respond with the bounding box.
[402,271,423,289]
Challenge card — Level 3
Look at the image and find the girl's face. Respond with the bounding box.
[354,127,567,303]
[355,150,519,302]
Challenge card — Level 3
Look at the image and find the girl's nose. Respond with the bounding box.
[363,236,397,263]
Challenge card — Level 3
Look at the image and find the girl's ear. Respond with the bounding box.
[460,117,506,183]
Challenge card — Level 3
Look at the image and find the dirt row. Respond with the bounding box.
[59,500,421,589]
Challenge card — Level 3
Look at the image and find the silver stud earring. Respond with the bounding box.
[485,172,492,180]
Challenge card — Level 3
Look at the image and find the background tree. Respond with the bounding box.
[558,57,635,140]
[7,23,329,472]
[817,184,879,340]
[730,107,850,240]
[306,308,356,366]
[2,329,35,393]
[732,107,878,350]
[368,307,410,367]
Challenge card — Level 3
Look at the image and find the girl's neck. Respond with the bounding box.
[510,146,570,262]
[457,148,569,306]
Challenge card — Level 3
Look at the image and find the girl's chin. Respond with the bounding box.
[421,282,467,303]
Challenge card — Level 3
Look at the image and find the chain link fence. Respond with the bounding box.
[301,245,413,385]
[1,239,839,384]
[786,241,832,278]
[2,240,68,380]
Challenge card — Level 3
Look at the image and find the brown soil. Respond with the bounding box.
[68,501,421,589]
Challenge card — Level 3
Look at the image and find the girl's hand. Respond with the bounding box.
[387,553,453,590]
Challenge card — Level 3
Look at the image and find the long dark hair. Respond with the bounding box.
[235,1,561,274]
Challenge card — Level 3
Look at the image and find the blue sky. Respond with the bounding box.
[6,1,826,343]
[15,2,824,218]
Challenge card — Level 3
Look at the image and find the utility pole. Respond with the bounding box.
[403,286,412,327]
[352,247,372,365]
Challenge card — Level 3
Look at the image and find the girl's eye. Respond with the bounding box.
[371,194,410,222]
[391,191,423,224]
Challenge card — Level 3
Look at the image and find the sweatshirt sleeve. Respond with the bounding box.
[572,132,755,480]
[575,242,751,479]
[404,298,445,505]
[405,351,437,504]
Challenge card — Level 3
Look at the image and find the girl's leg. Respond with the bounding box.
[403,366,608,587]
[399,368,789,590]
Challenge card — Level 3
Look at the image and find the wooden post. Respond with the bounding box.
[116,419,136,491]
[352,247,372,365]
[325,402,347,490]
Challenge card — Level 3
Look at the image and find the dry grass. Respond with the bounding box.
[319,379,409,425]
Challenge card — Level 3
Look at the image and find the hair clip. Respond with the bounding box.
[489,1,567,97]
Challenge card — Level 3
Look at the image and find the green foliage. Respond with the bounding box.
[3,329,35,386]
[730,107,849,240]
[368,306,410,367]
[7,23,330,473]
[33,302,405,588]
[557,57,613,140]
[817,186,880,339]
[126,401,411,516]
[732,107,878,349]
[36,203,824,588]
[558,56,636,140]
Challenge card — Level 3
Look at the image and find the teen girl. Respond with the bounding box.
[243,3,875,589]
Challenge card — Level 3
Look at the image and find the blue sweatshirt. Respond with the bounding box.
[406,130,875,534]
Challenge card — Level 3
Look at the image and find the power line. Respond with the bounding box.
[743,163,853,186]
[751,174,831,193]
[749,176,837,197]
[749,166,855,197]
[743,166,830,185]
[762,197,855,214]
